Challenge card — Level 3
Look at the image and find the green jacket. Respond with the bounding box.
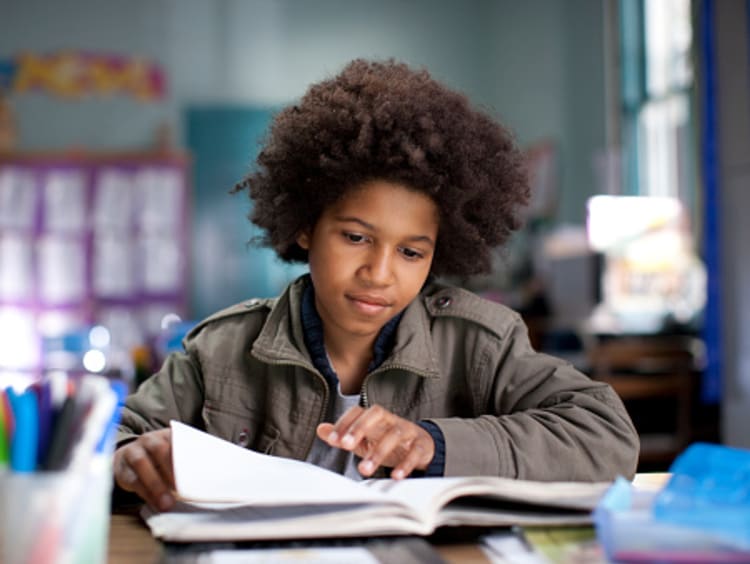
[118,276,639,481]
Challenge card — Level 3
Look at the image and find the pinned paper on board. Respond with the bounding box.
[93,169,134,231]
[42,170,88,233]
[0,167,36,230]
[93,234,135,298]
[137,167,184,233]
[0,234,33,301]
[140,235,181,293]
[37,237,86,304]
[0,155,189,385]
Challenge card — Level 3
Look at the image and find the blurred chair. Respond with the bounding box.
[587,335,701,469]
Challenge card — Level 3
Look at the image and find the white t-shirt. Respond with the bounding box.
[304,383,363,480]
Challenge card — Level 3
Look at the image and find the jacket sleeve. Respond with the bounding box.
[116,349,205,447]
[429,318,640,482]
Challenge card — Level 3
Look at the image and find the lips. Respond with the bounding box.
[347,293,391,307]
[346,293,392,315]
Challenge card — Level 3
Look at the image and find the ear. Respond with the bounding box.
[296,230,310,250]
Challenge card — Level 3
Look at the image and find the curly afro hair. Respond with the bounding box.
[234,58,529,277]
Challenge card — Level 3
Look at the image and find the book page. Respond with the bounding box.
[363,476,609,529]
[164,422,610,542]
[365,475,608,510]
[202,547,379,564]
[171,421,388,507]
[145,500,428,541]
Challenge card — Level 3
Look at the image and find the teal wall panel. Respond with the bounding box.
[185,107,306,319]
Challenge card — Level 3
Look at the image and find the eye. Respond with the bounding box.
[399,247,425,261]
[343,232,369,244]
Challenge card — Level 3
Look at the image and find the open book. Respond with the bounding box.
[144,421,612,542]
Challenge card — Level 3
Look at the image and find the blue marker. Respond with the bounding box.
[8,388,39,472]
[95,379,128,454]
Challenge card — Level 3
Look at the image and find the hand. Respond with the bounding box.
[113,428,175,511]
[316,405,435,479]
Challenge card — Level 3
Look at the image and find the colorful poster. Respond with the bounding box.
[0,51,165,101]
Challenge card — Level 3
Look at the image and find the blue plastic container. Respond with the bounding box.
[653,442,750,549]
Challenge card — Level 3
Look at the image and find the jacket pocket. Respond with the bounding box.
[202,402,280,454]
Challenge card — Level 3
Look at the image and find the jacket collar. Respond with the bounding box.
[251,275,441,379]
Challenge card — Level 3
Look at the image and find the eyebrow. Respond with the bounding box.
[335,216,436,247]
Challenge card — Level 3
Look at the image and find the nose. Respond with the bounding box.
[359,246,395,286]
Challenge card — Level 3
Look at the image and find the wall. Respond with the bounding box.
[0,0,176,150]
[485,0,607,224]
[715,0,750,448]
[1,0,606,224]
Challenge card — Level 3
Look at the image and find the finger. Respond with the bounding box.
[327,405,365,446]
[340,405,392,451]
[114,449,140,492]
[391,441,431,480]
[316,422,335,442]
[114,445,152,498]
[142,431,174,489]
[358,423,412,477]
[392,427,436,478]
[121,444,175,511]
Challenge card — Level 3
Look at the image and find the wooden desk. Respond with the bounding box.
[107,508,490,564]
[107,478,669,563]
[108,511,161,564]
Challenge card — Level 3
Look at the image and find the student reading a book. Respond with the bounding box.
[114,59,639,512]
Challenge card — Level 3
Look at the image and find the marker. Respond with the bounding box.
[1,388,14,439]
[95,379,127,454]
[8,388,39,472]
[0,394,9,468]
[31,380,53,468]
[67,376,117,472]
[47,371,70,410]
[42,394,77,471]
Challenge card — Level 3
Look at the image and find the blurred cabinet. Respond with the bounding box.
[0,151,190,386]
[587,335,702,469]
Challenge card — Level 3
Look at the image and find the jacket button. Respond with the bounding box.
[237,430,249,447]
[435,296,452,309]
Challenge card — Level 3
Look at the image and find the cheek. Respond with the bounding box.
[307,245,350,286]
[399,264,432,296]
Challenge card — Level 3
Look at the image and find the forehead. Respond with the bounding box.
[327,180,439,226]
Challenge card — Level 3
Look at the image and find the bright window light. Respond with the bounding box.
[89,325,111,349]
[586,195,683,252]
[0,307,38,369]
[82,349,107,373]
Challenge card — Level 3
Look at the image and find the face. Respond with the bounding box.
[297,179,439,342]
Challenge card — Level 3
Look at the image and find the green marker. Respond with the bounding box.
[0,394,9,468]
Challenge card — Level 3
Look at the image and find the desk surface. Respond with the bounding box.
[108,475,670,563]
[108,511,161,564]
[107,510,490,564]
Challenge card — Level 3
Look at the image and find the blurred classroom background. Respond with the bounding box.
[1,0,748,471]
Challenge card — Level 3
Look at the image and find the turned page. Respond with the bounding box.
[170,421,387,506]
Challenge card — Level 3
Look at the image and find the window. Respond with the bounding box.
[620,0,695,208]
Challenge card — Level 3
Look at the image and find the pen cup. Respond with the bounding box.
[0,455,114,564]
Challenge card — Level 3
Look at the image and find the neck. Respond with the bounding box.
[323,330,374,395]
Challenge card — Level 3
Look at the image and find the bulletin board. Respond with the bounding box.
[0,151,190,383]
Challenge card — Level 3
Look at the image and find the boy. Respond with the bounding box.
[114,59,639,512]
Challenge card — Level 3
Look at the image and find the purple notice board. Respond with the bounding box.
[0,152,190,385]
